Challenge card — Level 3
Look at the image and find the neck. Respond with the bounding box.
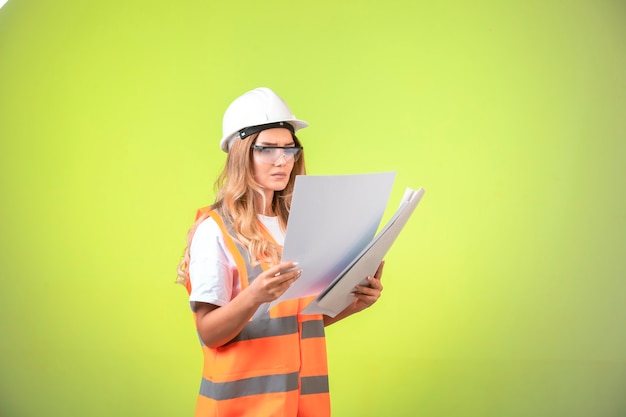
[258,190,275,216]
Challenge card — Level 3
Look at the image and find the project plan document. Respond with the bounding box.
[269,172,424,316]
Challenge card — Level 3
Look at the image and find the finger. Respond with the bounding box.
[283,269,302,284]
[353,291,379,302]
[352,291,379,306]
[267,261,299,277]
[276,268,302,285]
[364,275,383,291]
[374,260,385,280]
[353,281,381,294]
[275,273,301,297]
[265,264,285,277]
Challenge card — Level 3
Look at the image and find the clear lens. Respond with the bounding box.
[252,146,302,164]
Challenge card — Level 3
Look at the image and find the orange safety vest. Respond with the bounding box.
[186,207,331,417]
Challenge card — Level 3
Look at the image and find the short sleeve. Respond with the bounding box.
[188,217,238,311]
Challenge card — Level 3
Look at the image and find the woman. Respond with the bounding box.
[177,87,384,417]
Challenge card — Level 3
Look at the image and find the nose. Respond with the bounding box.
[274,152,288,166]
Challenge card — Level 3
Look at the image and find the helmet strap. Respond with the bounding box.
[238,122,295,140]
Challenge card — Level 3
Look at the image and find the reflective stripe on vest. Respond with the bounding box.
[188,207,331,417]
[200,372,300,400]
[301,320,325,339]
[301,375,330,395]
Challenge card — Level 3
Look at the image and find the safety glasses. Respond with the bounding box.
[251,145,303,164]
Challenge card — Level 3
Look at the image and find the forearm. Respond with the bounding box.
[195,261,302,347]
[196,290,263,348]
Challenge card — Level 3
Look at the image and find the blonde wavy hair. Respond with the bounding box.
[177,132,306,286]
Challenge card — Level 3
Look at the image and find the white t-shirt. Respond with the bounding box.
[188,214,284,312]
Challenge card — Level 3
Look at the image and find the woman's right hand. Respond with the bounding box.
[248,261,302,304]
[195,261,302,348]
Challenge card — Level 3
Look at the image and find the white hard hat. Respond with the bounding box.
[220,87,309,152]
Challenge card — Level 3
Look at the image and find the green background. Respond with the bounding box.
[1,0,625,416]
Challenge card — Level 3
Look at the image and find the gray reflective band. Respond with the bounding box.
[301,320,325,339]
[214,206,265,285]
[226,316,299,344]
[301,375,330,395]
[200,372,299,400]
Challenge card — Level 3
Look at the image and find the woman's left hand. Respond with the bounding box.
[323,261,385,326]
[350,260,384,313]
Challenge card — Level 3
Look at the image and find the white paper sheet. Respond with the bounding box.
[269,172,396,308]
[301,187,425,316]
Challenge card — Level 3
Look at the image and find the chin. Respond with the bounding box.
[273,181,290,191]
